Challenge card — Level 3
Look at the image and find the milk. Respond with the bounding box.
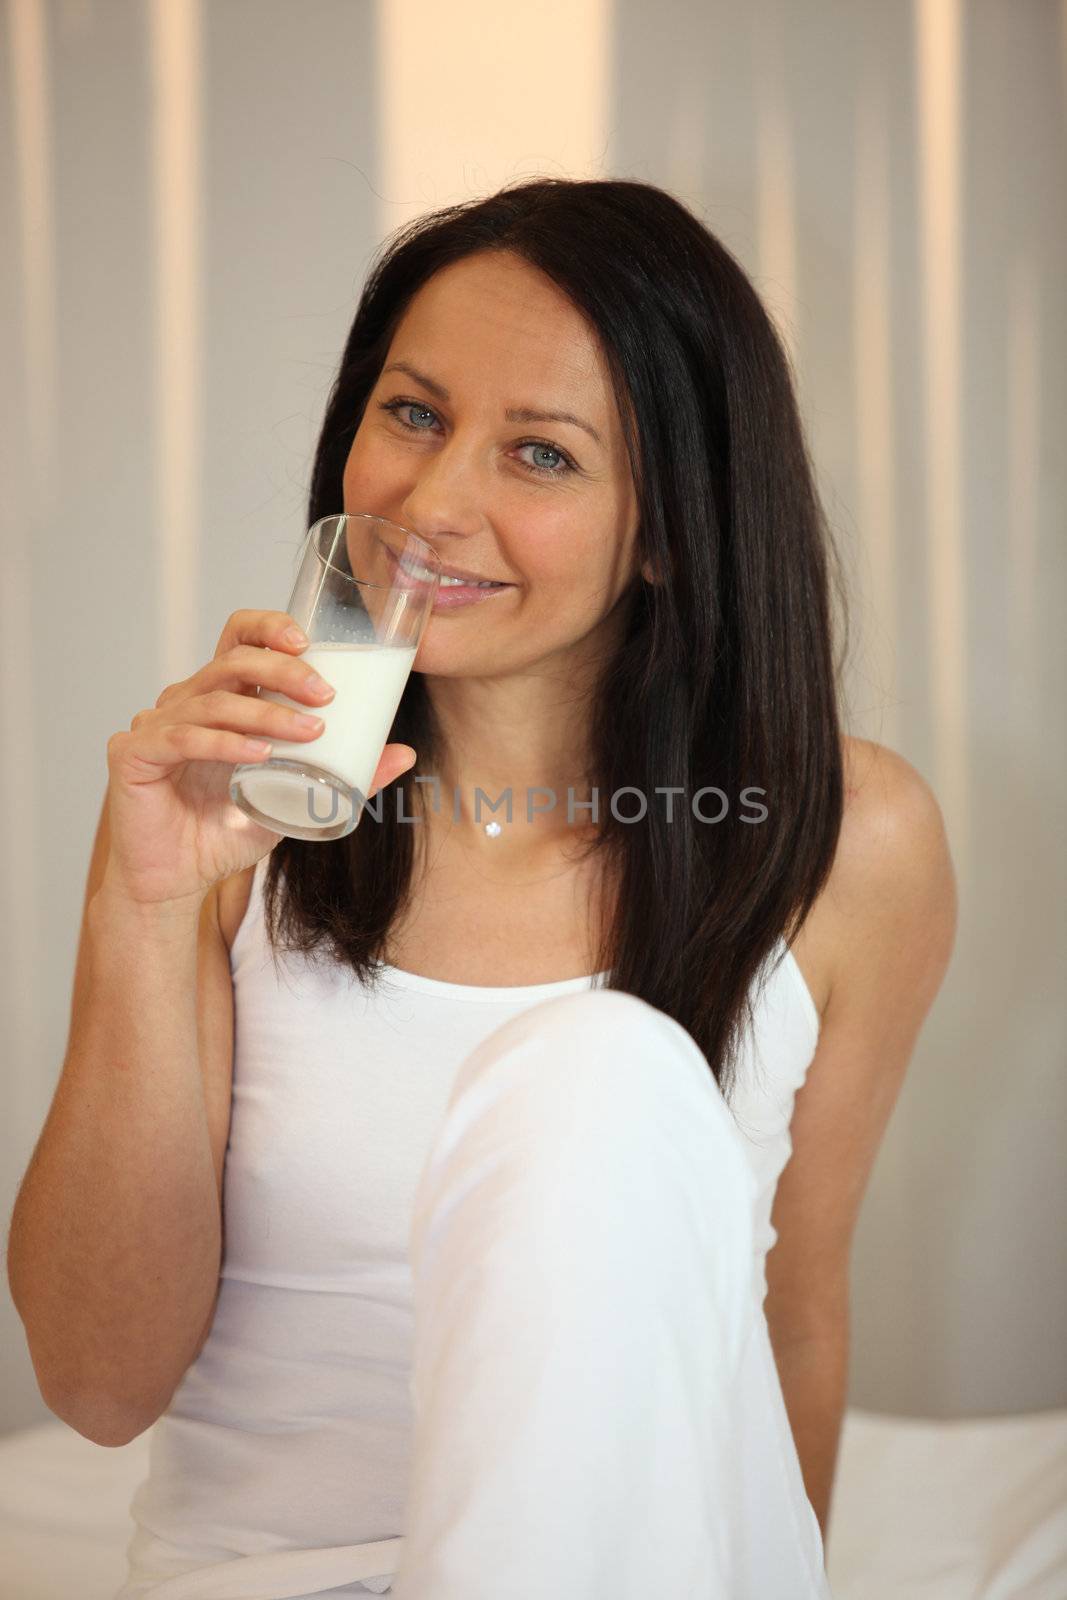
[234,641,416,833]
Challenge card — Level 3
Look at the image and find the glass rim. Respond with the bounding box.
[309,511,443,591]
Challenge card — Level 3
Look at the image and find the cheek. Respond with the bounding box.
[529,505,631,592]
[519,544,628,632]
[341,439,361,497]
[342,431,400,509]
[506,533,595,620]
[344,427,376,478]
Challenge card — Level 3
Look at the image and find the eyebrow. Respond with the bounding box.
[381,361,603,447]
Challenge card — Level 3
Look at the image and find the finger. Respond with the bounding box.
[156,611,316,713]
[213,609,309,663]
[112,721,273,780]
[366,745,417,799]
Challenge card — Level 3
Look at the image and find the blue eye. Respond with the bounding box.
[377,397,576,478]
[393,401,436,429]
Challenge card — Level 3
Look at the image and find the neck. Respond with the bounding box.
[416,675,600,850]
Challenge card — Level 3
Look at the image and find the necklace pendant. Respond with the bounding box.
[484,821,502,838]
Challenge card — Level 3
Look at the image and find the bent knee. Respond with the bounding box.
[530,987,714,1092]
[454,985,731,1130]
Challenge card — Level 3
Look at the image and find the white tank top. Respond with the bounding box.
[117,850,820,1599]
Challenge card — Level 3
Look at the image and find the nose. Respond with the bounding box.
[398,442,486,546]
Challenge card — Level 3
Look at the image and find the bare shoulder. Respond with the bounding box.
[216,864,258,955]
[762,742,958,1333]
[791,736,959,1018]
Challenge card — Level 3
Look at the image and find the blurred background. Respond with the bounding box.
[1,0,1064,1479]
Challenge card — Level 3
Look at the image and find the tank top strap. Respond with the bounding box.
[228,851,272,970]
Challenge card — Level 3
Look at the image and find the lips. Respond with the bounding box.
[429,579,514,611]
[386,545,513,592]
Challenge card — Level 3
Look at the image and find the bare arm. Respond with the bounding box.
[5,801,230,1447]
[765,741,958,1541]
[769,1311,849,1543]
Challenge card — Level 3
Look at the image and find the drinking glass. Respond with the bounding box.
[228,513,441,841]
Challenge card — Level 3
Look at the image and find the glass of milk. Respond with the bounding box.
[227,514,441,840]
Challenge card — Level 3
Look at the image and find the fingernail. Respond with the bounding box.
[284,625,308,648]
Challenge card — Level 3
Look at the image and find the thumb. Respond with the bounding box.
[367,743,418,799]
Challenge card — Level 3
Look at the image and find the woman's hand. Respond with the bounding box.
[100,610,417,907]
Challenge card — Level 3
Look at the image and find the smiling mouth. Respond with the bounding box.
[388,547,512,589]
[435,574,509,588]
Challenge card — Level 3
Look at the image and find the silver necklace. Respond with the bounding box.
[484,821,503,837]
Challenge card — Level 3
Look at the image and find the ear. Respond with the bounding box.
[640,555,663,586]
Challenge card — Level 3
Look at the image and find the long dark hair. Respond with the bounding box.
[262,176,849,1105]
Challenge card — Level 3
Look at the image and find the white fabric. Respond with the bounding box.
[387,990,829,1597]
[111,850,827,1597]
[823,1408,1067,1599]
[3,1409,1065,1599]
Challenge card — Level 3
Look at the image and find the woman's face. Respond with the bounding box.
[341,249,648,679]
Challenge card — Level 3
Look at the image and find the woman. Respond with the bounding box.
[14,178,957,1599]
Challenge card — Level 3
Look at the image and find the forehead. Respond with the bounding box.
[385,251,613,418]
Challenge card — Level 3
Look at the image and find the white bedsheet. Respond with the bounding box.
[0,1407,1064,1599]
